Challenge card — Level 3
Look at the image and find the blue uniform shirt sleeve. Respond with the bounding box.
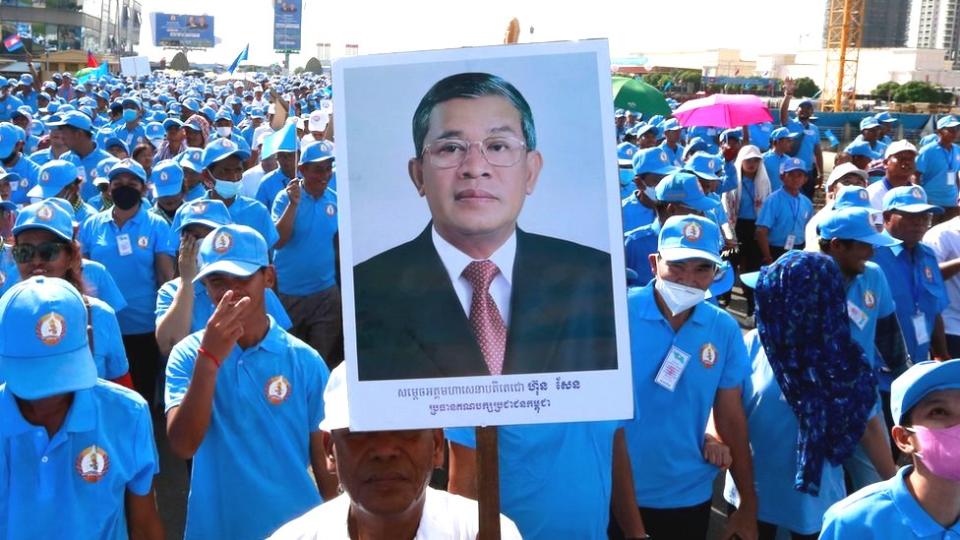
[77,217,93,257]
[304,347,331,431]
[444,427,478,449]
[719,314,751,388]
[155,279,177,324]
[272,190,290,222]
[265,289,293,329]
[82,260,128,313]
[127,396,160,496]
[93,302,130,379]
[152,217,175,257]
[165,334,200,412]
[876,268,895,318]
[755,193,777,230]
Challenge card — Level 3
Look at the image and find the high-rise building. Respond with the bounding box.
[0,0,142,55]
[823,0,911,48]
[907,0,960,66]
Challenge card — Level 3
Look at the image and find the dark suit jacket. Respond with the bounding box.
[354,225,617,380]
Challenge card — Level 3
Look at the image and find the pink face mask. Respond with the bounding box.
[910,423,960,482]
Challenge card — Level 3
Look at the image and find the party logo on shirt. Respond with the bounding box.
[659,151,668,163]
[864,290,876,309]
[265,375,291,405]
[859,190,868,201]
[75,445,110,483]
[700,343,717,369]
[212,231,232,253]
[36,204,54,221]
[36,312,66,346]
[325,203,336,217]
[19,178,28,188]
[683,221,702,242]
[0,271,5,288]
[137,235,149,249]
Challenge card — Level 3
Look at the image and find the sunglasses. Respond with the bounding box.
[12,242,69,263]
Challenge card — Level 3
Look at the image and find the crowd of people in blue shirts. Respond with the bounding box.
[0,61,956,540]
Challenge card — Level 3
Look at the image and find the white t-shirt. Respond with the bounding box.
[924,217,960,335]
[866,180,890,210]
[240,164,267,199]
[268,487,522,540]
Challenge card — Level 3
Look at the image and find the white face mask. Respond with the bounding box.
[216,126,232,138]
[654,278,707,316]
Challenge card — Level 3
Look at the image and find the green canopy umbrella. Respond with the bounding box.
[612,76,671,117]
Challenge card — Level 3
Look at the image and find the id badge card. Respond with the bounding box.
[912,312,930,345]
[847,300,869,330]
[784,234,796,251]
[655,346,691,392]
[116,233,133,256]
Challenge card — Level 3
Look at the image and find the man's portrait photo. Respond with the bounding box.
[353,71,618,381]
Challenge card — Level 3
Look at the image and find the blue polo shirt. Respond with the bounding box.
[659,141,684,167]
[762,150,788,192]
[846,262,896,372]
[624,220,661,286]
[79,205,175,334]
[184,182,206,202]
[445,421,619,540]
[28,148,56,166]
[86,296,129,379]
[720,159,738,194]
[749,123,773,152]
[256,168,295,211]
[621,192,655,235]
[916,141,960,207]
[0,95,24,121]
[81,259,127,312]
[871,243,948,364]
[202,193,279,249]
[271,187,338,296]
[61,145,114,202]
[785,119,819,168]
[706,192,729,235]
[165,318,330,540]
[155,277,293,331]
[821,466,960,539]
[112,123,147,150]
[624,284,750,508]
[17,90,38,113]
[738,177,758,220]
[0,382,158,540]
[723,330,846,535]
[7,154,40,206]
[756,189,813,248]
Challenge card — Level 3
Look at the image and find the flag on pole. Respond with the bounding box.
[3,34,24,52]
[227,44,249,74]
[260,120,298,161]
[86,50,99,68]
[824,129,840,149]
[78,63,109,85]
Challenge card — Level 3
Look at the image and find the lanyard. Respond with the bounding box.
[741,177,755,204]
[788,194,804,233]
[906,248,923,313]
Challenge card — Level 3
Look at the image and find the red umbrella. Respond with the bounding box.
[673,94,773,128]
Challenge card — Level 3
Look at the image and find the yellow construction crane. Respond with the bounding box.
[823,0,865,111]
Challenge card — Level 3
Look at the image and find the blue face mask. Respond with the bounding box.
[213,178,241,199]
[122,108,138,123]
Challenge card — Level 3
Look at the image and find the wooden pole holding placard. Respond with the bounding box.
[476,426,501,540]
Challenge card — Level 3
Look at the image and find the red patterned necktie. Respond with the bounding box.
[462,260,507,375]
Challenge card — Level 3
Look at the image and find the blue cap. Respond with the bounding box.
[177,148,204,173]
[833,185,873,210]
[202,137,251,169]
[299,140,334,165]
[151,160,185,198]
[654,171,721,212]
[28,160,80,199]
[13,199,75,241]
[797,98,814,108]
[108,158,147,183]
[617,142,638,166]
[0,123,18,159]
[200,106,217,123]
[890,359,960,425]
[657,214,723,265]
[633,147,678,176]
[194,224,269,283]
[780,157,807,174]
[121,96,141,109]
[875,111,897,124]
[145,121,165,141]
[684,152,722,181]
[661,118,681,131]
[819,207,901,246]
[859,116,880,131]
[633,123,655,139]
[214,108,233,123]
[882,185,944,214]
[740,271,760,290]
[845,140,881,159]
[684,136,708,155]
[0,277,97,400]
[104,136,130,156]
[174,199,233,233]
[20,74,33,85]
[182,97,201,112]
[708,261,735,298]
[250,107,265,120]
[919,133,939,148]
[937,116,960,130]
[91,157,120,185]
[0,166,20,185]
[719,128,742,142]
[49,110,94,133]
[163,117,184,130]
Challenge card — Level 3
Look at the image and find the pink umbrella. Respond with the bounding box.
[673,94,773,129]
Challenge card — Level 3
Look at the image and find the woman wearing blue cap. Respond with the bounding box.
[821,359,960,538]
[0,276,163,539]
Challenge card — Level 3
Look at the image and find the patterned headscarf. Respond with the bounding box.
[183,114,210,148]
[755,250,877,495]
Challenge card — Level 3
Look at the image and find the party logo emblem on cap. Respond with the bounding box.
[212,231,232,253]
[864,290,876,309]
[191,202,207,214]
[912,187,923,199]
[869,211,884,232]
[160,172,168,182]
[708,159,716,169]
[36,204,54,221]
[859,190,868,201]
[265,375,291,405]
[683,221,703,241]
[325,203,336,217]
[700,343,717,369]
[20,179,28,188]
[137,236,149,249]
[925,266,934,282]
[75,445,109,483]
[36,312,66,346]
[40,171,50,183]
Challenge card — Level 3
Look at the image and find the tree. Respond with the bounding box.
[892,81,942,103]
[871,81,900,101]
[793,77,820,98]
[169,51,190,71]
[304,57,323,74]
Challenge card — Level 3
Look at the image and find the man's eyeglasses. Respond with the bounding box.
[422,136,527,169]
[12,242,68,263]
